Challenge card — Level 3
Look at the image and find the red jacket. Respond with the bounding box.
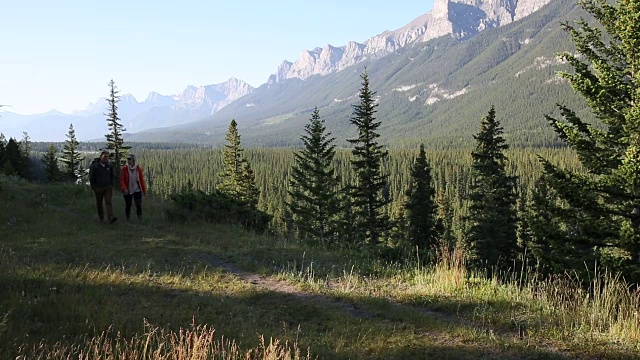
[119,165,147,194]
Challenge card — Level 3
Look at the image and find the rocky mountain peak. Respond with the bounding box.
[120,93,139,103]
[269,0,553,82]
[268,60,294,84]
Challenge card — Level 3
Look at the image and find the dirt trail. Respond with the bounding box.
[198,254,450,321]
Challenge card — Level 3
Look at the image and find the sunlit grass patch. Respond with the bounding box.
[2,177,639,359]
[18,321,311,360]
[273,245,640,354]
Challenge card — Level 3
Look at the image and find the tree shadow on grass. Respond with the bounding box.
[2,230,637,360]
[2,262,629,360]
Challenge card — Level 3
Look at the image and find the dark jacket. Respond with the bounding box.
[89,161,114,188]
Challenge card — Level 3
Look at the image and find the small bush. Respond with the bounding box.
[167,189,272,232]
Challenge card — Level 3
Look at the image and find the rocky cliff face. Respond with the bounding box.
[270,0,553,82]
[69,78,254,133]
[175,78,253,112]
[79,78,254,118]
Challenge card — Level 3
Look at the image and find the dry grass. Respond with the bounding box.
[18,320,310,360]
[278,244,640,352]
[2,176,639,359]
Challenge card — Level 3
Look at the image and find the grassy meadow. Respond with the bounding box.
[0,175,639,359]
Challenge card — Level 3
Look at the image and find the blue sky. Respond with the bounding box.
[0,0,435,115]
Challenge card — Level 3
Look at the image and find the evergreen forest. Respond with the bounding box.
[1,0,640,358]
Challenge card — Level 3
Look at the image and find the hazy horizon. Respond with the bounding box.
[1,0,434,116]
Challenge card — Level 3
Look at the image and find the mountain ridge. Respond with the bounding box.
[125,0,587,149]
[267,0,552,83]
[1,77,254,141]
[4,0,572,145]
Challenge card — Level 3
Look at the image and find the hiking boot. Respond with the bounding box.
[109,217,118,224]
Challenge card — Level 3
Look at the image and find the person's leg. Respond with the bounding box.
[133,191,143,220]
[124,193,133,220]
[94,188,105,221]
[104,186,116,223]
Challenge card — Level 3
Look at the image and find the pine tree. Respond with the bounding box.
[238,160,260,209]
[20,132,30,159]
[0,133,6,169]
[436,188,455,249]
[465,106,518,271]
[516,190,533,262]
[218,119,259,208]
[389,204,409,249]
[218,119,246,201]
[539,0,640,279]
[0,133,6,193]
[347,70,390,246]
[405,144,440,250]
[60,123,85,182]
[287,108,341,247]
[0,133,4,193]
[104,79,130,181]
[3,138,23,177]
[41,144,61,182]
[526,176,568,274]
[19,132,31,179]
[336,190,357,246]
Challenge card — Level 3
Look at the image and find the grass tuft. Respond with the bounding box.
[18,320,310,360]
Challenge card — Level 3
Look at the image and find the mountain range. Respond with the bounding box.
[2,0,587,147]
[0,77,254,141]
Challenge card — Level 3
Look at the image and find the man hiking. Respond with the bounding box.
[89,149,118,224]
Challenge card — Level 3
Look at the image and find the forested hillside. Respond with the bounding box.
[127,0,590,148]
[131,146,580,240]
[2,0,640,357]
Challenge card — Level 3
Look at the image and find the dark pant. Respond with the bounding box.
[124,191,143,220]
[94,186,114,221]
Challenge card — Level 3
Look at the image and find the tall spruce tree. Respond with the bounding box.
[336,191,357,246]
[465,106,519,270]
[0,133,6,169]
[3,138,23,177]
[533,0,640,280]
[405,144,440,250]
[218,119,258,207]
[20,132,30,159]
[436,187,455,249]
[238,160,260,209]
[60,124,85,182]
[41,144,61,182]
[525,176,568,273]
[0,133,6,193]
[516,190,534,263]
[287,108,340,247]
[347,70,391,246]
[19,132,31,179]
[0,133,4,193]
[104,79,130,181]
[218,119,245,200]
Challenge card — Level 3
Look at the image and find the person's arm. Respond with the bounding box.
[119,167,128,193]
[89,164,96,188]
[138,166,147,195]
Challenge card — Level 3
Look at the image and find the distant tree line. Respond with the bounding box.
[0,132,32,179]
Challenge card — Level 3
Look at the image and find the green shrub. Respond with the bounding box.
[167,189,272,232]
